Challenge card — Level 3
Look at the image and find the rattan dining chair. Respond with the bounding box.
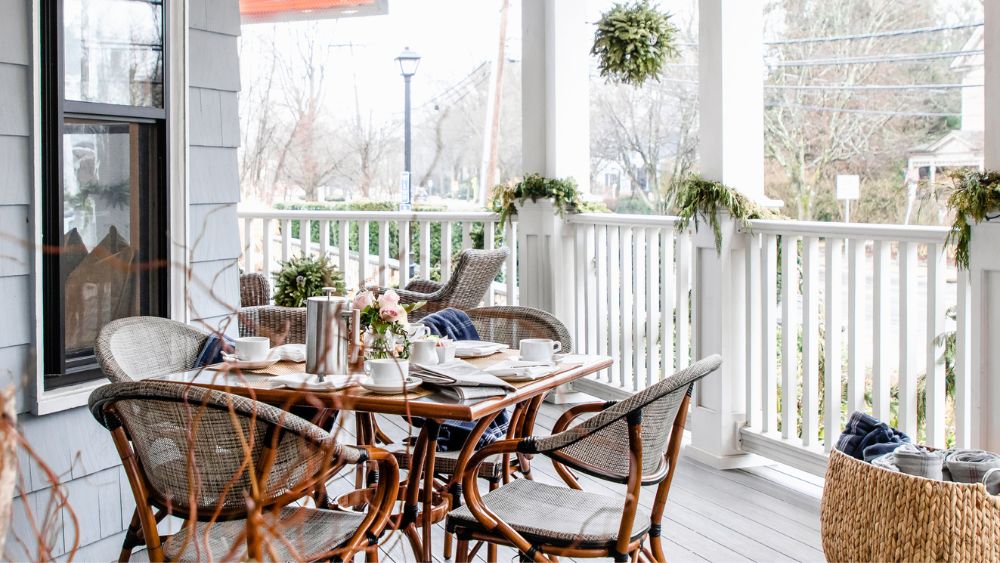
[446,355,722,563]
[393,305,573,560]
[239,273,308,345]
[96,317,211,383]
[372,247,509,320]
[90,381,399,562]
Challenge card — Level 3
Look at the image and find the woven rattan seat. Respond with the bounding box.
[393,448,505,480]
[162,507,367,561]
[96,317,209,383]
[446,479,650,547]
[373,248,509,320]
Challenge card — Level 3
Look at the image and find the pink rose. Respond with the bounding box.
[377,290,400,308]
[353,290,375,310]
[379,305,402,322]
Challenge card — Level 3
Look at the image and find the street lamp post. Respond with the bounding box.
[395,47,421,211]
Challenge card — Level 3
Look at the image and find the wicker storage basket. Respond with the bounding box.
[821,448,1000,562]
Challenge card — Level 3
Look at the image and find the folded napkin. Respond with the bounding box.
[452,340,507,357]
[267,343,306,362]
[419,308,481,341]
[945,449,1000,484]
[485,359,558,380]
[872,444,947,480]
[271,372,356,391]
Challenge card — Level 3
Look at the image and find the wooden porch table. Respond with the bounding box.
[151,350,613,562]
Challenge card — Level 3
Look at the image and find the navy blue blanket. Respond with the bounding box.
[194,333,235,368]
[419,308,480,341]
[836,411,911,461]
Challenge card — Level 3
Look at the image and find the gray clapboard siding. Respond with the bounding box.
[0,276,32,348]
[188,258,241,321]
[0,205,32,277]
[0,136,32,204]
[0,0,29,66]
[189,146,241,201]
[0,64,31,137]
[189,30,241,92]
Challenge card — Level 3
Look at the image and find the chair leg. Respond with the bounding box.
[649,535,666,562]
[119,508,143,562]
[487,479,499,563]
[365,545,380,562]
[444,530,454,560]
[456,535,471,563]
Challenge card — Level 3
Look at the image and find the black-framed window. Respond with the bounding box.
[42,0,169,390]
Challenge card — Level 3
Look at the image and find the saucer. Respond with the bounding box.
[359,376,422,394]
[217,354,279,370]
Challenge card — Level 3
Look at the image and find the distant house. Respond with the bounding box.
[906,28,985,187]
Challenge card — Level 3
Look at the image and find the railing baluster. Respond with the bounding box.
[675,233,691,369]
[661,229,675,376]
[802,237,820,447]
[300,219,311,257]
[504,222,516,305]
[485,221,496,305]
[608,227,621,384]
[441,222,453,281]
[595,225,608,360]
[400,220,411,289]
[824,238,844,452]
[873,240,891,421]
[281,219,291,264]
[898,241,919,436]
[319,220,330,260]
[242,216,255,272]
[925,243,946,448]
[261,218,273,279]
[846,239,866,415]
[632,228,644,391]
[587,225,598,354]
[359,220,370,288]
[780,235,799,440]
[461,221,473,250]
[378,221,389,287]
[745,233,762,431]
[621,227,634,389]
[573,225,587,351]
[419,221,431,280]
[955,267,971,448]
[338,220,349,286]
[761,234,778,434]
[645,227,657,385]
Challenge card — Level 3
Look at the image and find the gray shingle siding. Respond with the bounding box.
[3,0,243,559]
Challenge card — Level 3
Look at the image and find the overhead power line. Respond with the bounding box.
[766,22,983,45]
[771,49,983,67]
[768,102,960,117]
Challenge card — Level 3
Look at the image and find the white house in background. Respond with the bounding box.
[906,28,986,187]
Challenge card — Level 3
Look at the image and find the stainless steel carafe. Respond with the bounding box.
[305,287,349,378]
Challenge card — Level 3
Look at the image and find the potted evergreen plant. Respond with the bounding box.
[592,0,679,86]
[674,174,775,253]
[491,173,583,227]
[946,169,1000,270]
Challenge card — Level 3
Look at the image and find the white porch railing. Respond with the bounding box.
[238,206,977,475]
[738,221,968,474]
[238,209,517,305]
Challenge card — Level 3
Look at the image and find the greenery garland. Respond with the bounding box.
[674,175,774,252]
[946,169,1000,270]
[490,173,583,226]
[592,0,679,86]
[273,255,345,308]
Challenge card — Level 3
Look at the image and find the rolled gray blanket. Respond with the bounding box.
[985,468,1000,495]
[945,449,1000,484]
[893,443,947,481]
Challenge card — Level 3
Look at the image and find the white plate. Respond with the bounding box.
[216,355,280,370]
[359,376,422,394]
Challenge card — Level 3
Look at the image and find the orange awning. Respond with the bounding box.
[240,0,386,24]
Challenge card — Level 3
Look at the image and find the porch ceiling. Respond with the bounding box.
[239,0,388,24]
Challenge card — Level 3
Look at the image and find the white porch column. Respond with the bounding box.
[521,0,590,193]
[686,0,766,468]
[519,0,590,325]
[968,3,1000,452]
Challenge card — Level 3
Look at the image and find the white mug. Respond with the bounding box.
[366,358,409,386]
[410,339,439,365]
[235,337,270,362]
[519,338,562,362]
[407,324,431,339]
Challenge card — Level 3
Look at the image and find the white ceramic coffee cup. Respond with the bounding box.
[519,338,562,362]
[235,337,270,362]
[410,339,439,365]
[366,358,409,386]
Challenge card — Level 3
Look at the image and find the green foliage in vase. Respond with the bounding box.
[272,255,345,308]
[945,169,1000,270]
[591,0,679,86]
[674,175,775,253]
[490,174,582,226]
